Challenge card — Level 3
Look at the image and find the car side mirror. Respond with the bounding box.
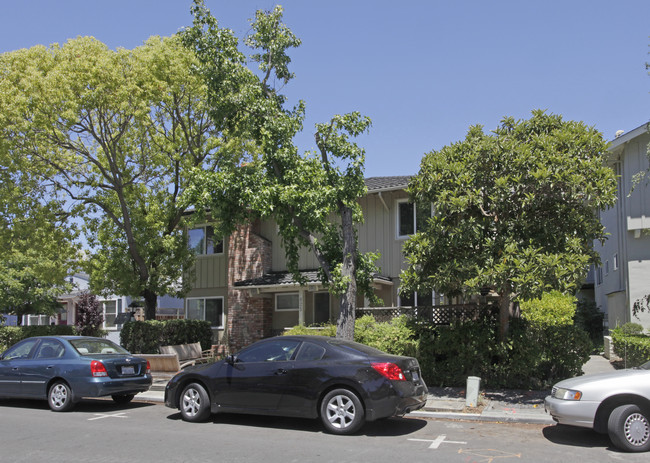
[225,354,238,365]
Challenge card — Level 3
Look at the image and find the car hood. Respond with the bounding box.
[553,369,650,400]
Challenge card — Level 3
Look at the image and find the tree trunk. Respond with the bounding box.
[336,207,357,340]
[143,289,158,321]
[498,291,511,341]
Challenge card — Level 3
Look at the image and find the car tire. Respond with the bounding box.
[48,381,75,412]
[111,394,136,404]
[180,383,211,422]
[320,388,365,435]
[608,404,650,452]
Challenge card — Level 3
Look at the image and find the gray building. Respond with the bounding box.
[595,124,650,330]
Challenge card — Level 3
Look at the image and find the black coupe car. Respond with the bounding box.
[165,335,428,434]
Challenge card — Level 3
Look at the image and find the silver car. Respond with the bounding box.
[545,360,650,452]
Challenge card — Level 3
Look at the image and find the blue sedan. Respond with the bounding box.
[0,336,152,411]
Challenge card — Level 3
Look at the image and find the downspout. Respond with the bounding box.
[378,191,389,212]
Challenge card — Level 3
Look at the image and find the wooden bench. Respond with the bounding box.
[159,342,213,369]
[135,353,181,372]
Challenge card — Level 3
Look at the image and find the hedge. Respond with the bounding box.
[120,319,213,354]
[610,327,650,367]
[285,309,591,390]
[0,325,76,353]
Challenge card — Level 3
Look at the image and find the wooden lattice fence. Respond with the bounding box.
[356,304,485,325]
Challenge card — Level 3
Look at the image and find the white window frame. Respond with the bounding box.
[613,253,619,271]
[186,297,224,329]
[101,299,119,330]
[396,199,432,239]
[188,225,224,256]
[275,292,300,312]
[604,260,609,276]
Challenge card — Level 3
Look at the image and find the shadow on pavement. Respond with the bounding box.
[0,397,155,414]
[165,411,427,436]
[542,424,615,450]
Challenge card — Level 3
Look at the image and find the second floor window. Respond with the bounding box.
[188,225,223,255]
[397,200,430,238]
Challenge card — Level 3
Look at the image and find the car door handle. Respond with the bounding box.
[274,369,288,376]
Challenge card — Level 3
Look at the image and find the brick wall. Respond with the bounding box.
[227,220,273,351]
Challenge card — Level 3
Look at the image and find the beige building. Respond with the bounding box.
[183,176,445,349]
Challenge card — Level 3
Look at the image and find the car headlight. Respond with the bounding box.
[553,387,582,400]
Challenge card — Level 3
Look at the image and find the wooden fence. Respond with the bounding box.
[356,304,486,325]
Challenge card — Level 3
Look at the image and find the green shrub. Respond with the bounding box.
[0,325,76,353]
[354,315,419,357]
[620,322,644,336]
[610,327,650,367]
[520,291,576,326]
[411,309,590,390]
[120,319,214,353]
[283,324,337,337]
[160,319,213,350]
[573,299,604,351]
[0,326,23,353]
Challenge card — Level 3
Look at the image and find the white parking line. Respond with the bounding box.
[408,434,467,449]
[88,412,129,421]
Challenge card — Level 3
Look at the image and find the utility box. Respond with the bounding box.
[466,376,481,408]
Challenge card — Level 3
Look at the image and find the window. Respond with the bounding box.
[596,267,603,285]
[2,338,39,360]
[397,200,430,238]
[188,225,223,255]
[236,339,301,362]
[102,300,118,329]
[276,293,299,312]
[27,315,50,326]
[399,290,434,307]
[613,253,619,271]
[604,260,609,276]
[35,339,64,359]
[186,297,224,328]
[295,342,326,362]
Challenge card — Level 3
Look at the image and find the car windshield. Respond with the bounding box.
[69,339,129,355]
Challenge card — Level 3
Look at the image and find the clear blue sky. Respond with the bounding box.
[1,0,648,177]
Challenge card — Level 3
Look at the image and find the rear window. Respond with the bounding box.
[327,339,386,356]
[69,339,129,355]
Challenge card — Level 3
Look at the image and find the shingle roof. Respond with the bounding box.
[234,270,322,288]
[365,176,411,193]
[234,270,392,289]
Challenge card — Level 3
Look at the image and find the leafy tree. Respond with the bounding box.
[182,2,379,339]
[401,111,618,338]
[0,107,78,320]
[0,35,239,319]
[74,291,104,337]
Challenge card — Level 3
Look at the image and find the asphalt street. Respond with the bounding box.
[0,395,647,463]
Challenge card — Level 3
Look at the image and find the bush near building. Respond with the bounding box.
[286,306,591,390]
[120,319,213,354]
[610,325,650,367]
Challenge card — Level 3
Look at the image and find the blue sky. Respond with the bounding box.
[1,0,648,177]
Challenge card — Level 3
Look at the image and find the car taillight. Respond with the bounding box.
[146,360,151,374]
[371,362,406,381]
[91,360,108,377]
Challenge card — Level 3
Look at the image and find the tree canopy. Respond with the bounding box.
[401,111,618,337]
[0,34,238,319]
[181,1,379,338]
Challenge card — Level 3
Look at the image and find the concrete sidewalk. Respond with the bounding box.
[134,354,617,425]
[412,354,616,424]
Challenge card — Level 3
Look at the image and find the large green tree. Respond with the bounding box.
[401,111,618,338]
[0,35,238,319]
[0,118,78,322]
[182,2,379,339]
